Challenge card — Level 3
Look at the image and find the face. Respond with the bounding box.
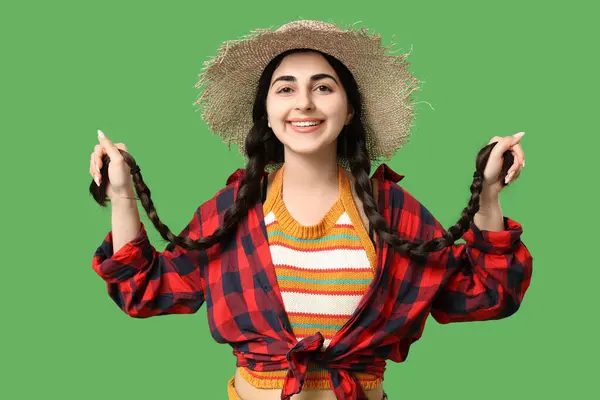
[265,52,353,158]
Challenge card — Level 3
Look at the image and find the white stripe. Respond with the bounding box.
[270,245,371,271]
[335,213,353,225]
[280,291,363,316]
[264,211,276,225]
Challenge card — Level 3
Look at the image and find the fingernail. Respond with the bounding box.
[94,175,100,186]
[522,159,526,167]
[513,131,525,138]
[505,173,512,184]
[98,129,105,138]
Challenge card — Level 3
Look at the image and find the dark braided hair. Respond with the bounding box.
[89,49,513,262]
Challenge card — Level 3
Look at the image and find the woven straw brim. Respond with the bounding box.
[193,20,421,163]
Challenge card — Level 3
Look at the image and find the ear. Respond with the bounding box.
[345,110,354,125]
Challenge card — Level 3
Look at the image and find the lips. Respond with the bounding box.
[286,120,325,133]
[288,119,324,124]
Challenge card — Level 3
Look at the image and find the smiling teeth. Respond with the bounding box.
[291,121,321,127]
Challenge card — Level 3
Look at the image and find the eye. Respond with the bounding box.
[275,85,332,94]
[316,85,332,92]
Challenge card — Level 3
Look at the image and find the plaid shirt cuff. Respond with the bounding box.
[94,223,151,282]
[462,217,523,254]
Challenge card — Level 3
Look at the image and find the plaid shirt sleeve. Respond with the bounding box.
[92,208,207,318]
[393,184,533,324]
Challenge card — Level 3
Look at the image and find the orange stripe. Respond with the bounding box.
[279,287,366,296]
[292,328,339,338]
[268,236,363,250]
[237,367,383,390]
[278,280,369,293]
[288,311,353,321]
[275,264,373,274]
[268,241,364,252]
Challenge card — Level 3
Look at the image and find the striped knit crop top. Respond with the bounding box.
[237,165,383,390]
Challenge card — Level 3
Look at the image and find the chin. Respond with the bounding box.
[284,144,322,156]
[281,137,336,157]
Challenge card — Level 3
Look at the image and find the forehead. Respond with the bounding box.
[271,52,337,78]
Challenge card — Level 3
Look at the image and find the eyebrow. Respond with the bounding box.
[270,73,339,88]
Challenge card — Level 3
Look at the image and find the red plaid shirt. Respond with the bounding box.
[92,163,533,400]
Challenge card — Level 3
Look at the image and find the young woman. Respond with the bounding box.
[89,20,532,400]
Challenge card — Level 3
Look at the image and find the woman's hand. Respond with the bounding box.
[89,130,132,198]
[482,131,526,196]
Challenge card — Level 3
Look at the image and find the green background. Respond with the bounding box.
[2,0,597,398]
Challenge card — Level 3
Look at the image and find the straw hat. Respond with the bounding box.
[193,20,421,162]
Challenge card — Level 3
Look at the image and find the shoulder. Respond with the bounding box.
[372,163,410,211]
[372,163,425,213]
[194,169,245,226]
[198,168,272,220]
[375,164,440,239]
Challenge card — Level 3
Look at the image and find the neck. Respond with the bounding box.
[281,148,339,194]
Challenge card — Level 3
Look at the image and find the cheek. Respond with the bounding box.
[266,104,287,124]
[319,97,348,119]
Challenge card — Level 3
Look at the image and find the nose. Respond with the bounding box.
[294,89,314,111]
